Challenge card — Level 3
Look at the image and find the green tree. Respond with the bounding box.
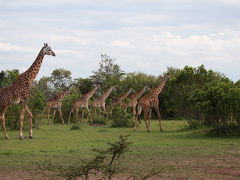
[50,68,72,90]
[0,69,19,88]
[91,54,125,92]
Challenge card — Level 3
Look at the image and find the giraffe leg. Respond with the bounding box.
[47,107,51,125]
[86,106,92,124]
[58,107,64,124]
[0,108,9,139]
[25,105,33,138]
[52,110,56,124]
[154,105,163,132]
[133,106,137,131]
[68,110,72,124]
[76,109,81,124]
[19,105,26,140]
[81,109,84,122]
[147,108,152,130]
[143,107,150,132]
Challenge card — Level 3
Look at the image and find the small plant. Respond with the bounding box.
[111,106,134,128]
[70,124,81,130]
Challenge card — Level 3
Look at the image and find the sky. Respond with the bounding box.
[0,0,240,81]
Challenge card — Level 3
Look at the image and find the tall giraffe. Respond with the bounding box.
[91,86,115,113]
[68,85,100,124]
[137,75,169,132]
[112,88,134,107]
[126,86,149,130]
[47,85,74,125]
[0,43,55,139]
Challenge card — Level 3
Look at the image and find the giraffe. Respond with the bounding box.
[137,75,169,132]
[47,85,74,125]
[68,85,100,124]
[0,43,55,139]
[91,86,115,113]
[112,88,134,107]
[126,86,149,130]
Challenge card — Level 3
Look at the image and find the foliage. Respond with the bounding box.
[189,80,240,136]
[49,68,72,90]
[91,54,125,96]
[34,135,133,180]
[0,69,19,88]
[111,106,134,128]
[91,111,108,125]
[70,124,81,130]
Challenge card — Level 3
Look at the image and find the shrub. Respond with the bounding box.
[91,112,108,125]
[111,106,134,128]
[70,124,81,130]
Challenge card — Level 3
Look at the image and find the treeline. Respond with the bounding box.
[1,54,240,136]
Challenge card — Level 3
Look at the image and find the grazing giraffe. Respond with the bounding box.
[68,85,100,124]
[91,86,115,113]
[126,86,149,130]
[137,75,169,132]
[112,88,134,107]
[47,85,74,125]
[0,43,55,139]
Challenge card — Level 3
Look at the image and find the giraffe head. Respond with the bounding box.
[112,86,116,91]
[42,43,55,56]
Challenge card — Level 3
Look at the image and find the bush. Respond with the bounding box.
[70,124,81,130]
[91,112,108,125]
[111,106,134,128]
[189,80,240,136]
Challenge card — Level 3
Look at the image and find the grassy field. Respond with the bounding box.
[0,120,240,179]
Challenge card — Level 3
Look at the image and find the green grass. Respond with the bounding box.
[1,120,240,179]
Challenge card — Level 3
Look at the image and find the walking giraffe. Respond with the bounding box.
[126,86,149,130]
[68,85,100,124]
[91,86,115,113]
[47,85,74,125]
[0,43,55,139]
[112,88,134,107]
[137,75,169,132]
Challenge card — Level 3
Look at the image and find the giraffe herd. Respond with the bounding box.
[0,43,169,140]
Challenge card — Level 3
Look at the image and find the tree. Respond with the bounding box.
[0,69,19,88]
[49,68,72,90]
[91,54,125,92]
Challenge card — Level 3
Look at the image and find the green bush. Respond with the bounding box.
[91,111,108,125]
[189,80,240,136]
[111,106,134,128]
[70,124,81,130]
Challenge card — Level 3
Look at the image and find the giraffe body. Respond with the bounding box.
[0,43,55,139]
[125,86,149,130]
[68,85,100,124]
[137,75,168,132]
[47,86,74,125]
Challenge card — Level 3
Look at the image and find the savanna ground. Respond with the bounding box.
[0,120,240,180]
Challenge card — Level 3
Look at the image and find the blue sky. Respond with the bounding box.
[0,0,240,81]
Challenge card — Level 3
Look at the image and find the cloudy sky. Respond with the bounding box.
[0,0,240,81]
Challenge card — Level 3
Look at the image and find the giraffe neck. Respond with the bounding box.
[134,87,147,99]
[20,48,45,85]
[100,87,114,101]
[151,77,168,97]
[84,86,98,101]
[58,88,72,101]
[120,89,132,100]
